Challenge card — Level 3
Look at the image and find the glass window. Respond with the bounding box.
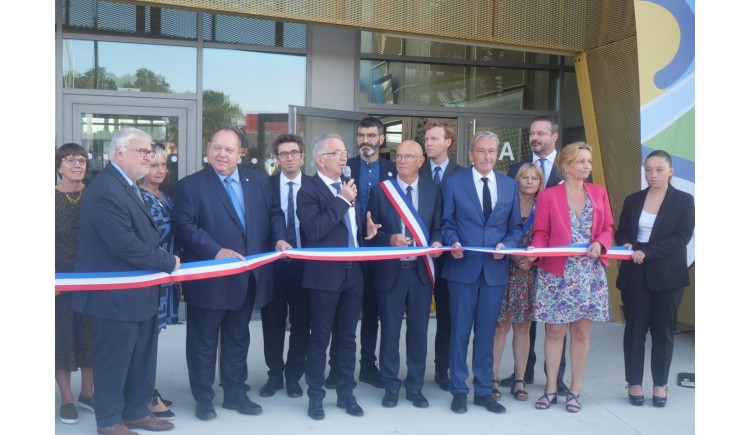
[203,14,307,49]
[62,39,196,94]
[202,49,306,174]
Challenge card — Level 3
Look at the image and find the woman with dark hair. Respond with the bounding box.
[55,143,95,424]
[615,149,694,408]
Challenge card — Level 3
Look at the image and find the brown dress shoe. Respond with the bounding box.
[97,423,139,435]
[124,414,174,431]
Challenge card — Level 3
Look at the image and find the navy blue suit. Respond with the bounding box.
[346,155,396,370]
[419,160,462,376]
[74,163,176,427]
[260,173,312,384]
[366,176,442,393]
[172,165,286,404]
[297,173,365,401]
[441,168,523,396]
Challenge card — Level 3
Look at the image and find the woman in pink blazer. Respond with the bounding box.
[528,142,613,413]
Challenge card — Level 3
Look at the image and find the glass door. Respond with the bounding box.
[463,116,544,175]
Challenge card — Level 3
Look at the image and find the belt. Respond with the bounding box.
[400,261,418,269]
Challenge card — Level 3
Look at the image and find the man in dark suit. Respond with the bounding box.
[172,127,290,421]
[418,120,463,391]
[297,133,366,420]
[74,127,179,435]
[503,116,569,394]
[329,116,396,389]
[366,140,443,409]
[441,131,523,414]
[259,134,312,399]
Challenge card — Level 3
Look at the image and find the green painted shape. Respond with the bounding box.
[643,107,695,161]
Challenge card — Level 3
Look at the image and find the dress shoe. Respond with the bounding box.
[359,365,385,388]
[450,393,468,414]
[195,401,217,421]
[435,371,450,391]
[337,396,365,416]
[124,414,175,431]
[382,390,399,408]
[653,395,668,407]
[286,380,304,398]
[474,394,507,414]
[500,372,534,387]
[308,398,325,420]
[629,393,645,406]
[97,423,138,435]
[259,377,284,397]
[405,390,430,408]
[557,380,571,395]
[222,396,263,416]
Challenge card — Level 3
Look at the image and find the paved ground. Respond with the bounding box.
[54,318,696,434]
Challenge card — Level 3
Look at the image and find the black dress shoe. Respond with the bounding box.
[195,401,217,421]
[286,380,303,398]
[435,371,450,391]
[307,398,325,420]
[557,380,571,395]
[382,390,399,408]
[336,396,364,416]
[359,365,385,388]
[474,394,507,413]
[259,377,284,397]
[222,396,263,415]
[652,395,667,407]
[405,390,430,408]
[451,393,468,414]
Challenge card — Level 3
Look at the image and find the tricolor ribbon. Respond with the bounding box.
[56,244,633,292]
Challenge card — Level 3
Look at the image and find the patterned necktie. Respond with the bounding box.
[433,166,442,184]
[405,186,414,244]
[538,157,547,184]
[286,181,297,248]
[224,177,247,229]
[333,182,356,248]
[481,177,492,222]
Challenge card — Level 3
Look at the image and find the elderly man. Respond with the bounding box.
[441,131,523,414]
[173,127,289,421]
[74,127,180,435]
[366,140,443,409]
[297,133,365,420]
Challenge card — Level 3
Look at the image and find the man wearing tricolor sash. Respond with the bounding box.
[365,140,444,410]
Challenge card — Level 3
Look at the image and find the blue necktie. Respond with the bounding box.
[224,177,246,229]
[405,186,414,244]
[538,158,547,184]
[433,166,442,184]
[482,177,492,222]
[286,181,297,248]
[333,182,356,248]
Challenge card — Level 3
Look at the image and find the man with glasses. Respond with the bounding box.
[259,134,312,399]
[333,116,396,390]
[297,133,365,420]
[74,127,180,434]
[173,126,290,422]
[365,140,444,409]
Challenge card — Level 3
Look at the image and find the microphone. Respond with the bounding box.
[342,166,355,205]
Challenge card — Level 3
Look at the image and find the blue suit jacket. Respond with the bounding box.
[73,163,176,322]
[296,173,364,291]
[440,167,523,286]
[365,176,443,290]
[173,165,286,310]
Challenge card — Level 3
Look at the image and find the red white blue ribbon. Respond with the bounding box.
[55,244,633,292]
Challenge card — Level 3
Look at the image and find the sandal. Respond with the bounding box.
[565,392,582,413]
[534,390,557,410]
[511,379,528,401]
[491,379,502,400]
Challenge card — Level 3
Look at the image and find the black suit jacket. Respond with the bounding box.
[173,165,286,310]
[365,176,443,290]
[615,184,695,291]
[347,155,396,222]
[73,163,176,322]
[296,173,365,291]
[507,156,563,188]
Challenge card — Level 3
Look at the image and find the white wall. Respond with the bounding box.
[307,24,358,111]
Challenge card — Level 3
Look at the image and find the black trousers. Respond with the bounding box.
[621,264,684,386]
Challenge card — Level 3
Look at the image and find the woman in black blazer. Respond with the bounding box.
[615,150,694,408]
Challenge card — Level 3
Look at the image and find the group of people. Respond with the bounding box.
[55,115,694,433]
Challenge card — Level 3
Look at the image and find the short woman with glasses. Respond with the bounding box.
[55,143,96,424]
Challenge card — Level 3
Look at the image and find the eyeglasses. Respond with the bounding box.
[357,133,380,140]
[277,150,301,159]
[395,154,418,162]
[320,150,349,158]
[127,147,156,158]
[62,156,87,166]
